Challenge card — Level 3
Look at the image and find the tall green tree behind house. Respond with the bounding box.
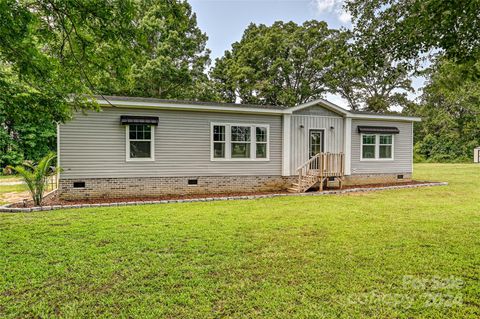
[325,31,414,112]
[211,21,415,111]
[406,56,480,161]
[210,21,341,106]
[0,0,213,168]
[345,0,480,161]
[94,0,215,101]
[345,0,480,62]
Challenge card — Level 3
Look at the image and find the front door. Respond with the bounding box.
[309,130,324,158]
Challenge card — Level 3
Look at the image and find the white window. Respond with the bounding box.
[211,123,269,161]
[361,134,394,160]
[126,124,154,161]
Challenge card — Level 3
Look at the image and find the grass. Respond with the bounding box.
[0,164,479,318]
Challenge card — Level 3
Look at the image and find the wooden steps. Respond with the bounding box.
[289,152,345,193]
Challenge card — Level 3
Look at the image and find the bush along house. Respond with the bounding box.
[57,96,421,199]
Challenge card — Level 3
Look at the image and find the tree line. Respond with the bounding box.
[0,0,479,168]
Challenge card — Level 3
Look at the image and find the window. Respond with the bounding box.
[362,135,376,159]
[255,127,267,158]
[211,123,269,161]
[231,126,251,158]
[379,135,393,159]
[126,124,154,161]
[361,134,394,160]
[213,125,226,158]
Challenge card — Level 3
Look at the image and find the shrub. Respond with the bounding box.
[8,152,59,206]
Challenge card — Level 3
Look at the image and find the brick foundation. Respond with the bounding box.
[58,173,411,200]
[344,173,412,185]
[59,175,294,200]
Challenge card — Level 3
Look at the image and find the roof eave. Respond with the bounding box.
[96,99,286,115]
[348,113,422,122]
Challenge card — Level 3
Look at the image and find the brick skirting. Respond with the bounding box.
[58,173,411,200]
[344,173,412,185]
[59,175,296,200]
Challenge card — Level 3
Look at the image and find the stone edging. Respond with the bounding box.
[0,182,448,213]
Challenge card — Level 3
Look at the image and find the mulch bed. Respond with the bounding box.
[10,180,429,208]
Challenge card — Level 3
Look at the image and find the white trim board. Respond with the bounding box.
[94,96,421,122]
[210,122,271,162]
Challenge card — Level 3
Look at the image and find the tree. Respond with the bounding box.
[210,21,341,106]
[0,0,137,167]
[325,31,415,112]
[95,0,213,100]
[345,0,480,61]
[8,152,59,206]
[346,0,480,161]
[0,0,213,167]
[406,56,480,161]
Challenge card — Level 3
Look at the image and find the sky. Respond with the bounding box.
[189,0,422,109]
[190,0,350,61]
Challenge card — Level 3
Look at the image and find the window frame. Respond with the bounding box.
[210,122,270,161]
[360,133,394,161]
[126,124,155,162]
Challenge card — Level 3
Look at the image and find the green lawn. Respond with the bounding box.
[0,164,479,318]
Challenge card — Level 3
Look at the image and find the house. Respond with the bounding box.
[57,96,421,199]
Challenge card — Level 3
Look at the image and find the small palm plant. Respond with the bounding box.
[8,152,60,206]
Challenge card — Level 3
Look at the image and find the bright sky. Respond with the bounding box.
[189,0,422,109]
[190,0,350,61]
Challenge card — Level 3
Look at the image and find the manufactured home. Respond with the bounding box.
[57,96,421,199]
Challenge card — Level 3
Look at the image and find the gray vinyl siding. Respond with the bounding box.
[293,105,340,117]
[59,107,282,178]
[289,115,344,175]
[351,119,413,174]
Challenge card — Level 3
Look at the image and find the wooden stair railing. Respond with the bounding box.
[288,152,345,193]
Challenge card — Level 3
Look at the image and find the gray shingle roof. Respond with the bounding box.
[94,95,289,110]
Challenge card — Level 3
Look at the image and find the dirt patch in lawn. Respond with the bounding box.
[1,191,30,205]
[8,180,431,208]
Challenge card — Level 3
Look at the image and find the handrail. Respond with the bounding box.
[296,153,321,172]
[296,152,345,192]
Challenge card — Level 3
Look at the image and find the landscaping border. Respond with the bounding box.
[0,182,448,213]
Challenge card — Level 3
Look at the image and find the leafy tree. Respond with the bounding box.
[0,0,213,168]
[406,56,480,161]
[0,0,137,167]
[211,22,414,111]
[210,21,341,106]
[95,0,213,100]
[0,67,70,168]
[345,0,480,61]
[8,152,59,206]
[326,31,414,112]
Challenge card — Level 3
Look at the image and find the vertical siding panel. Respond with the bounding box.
[289,115,344,175]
